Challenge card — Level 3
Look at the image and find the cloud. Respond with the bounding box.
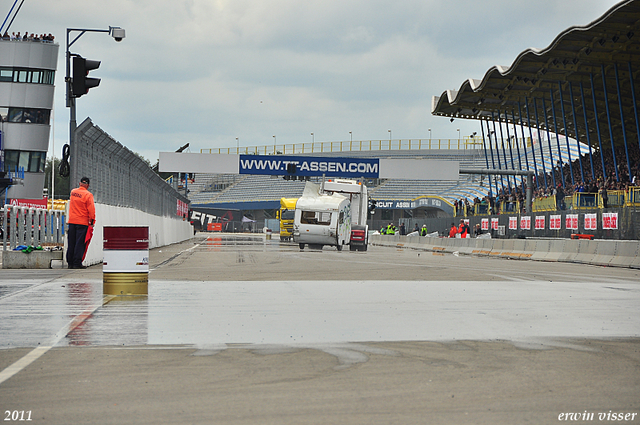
[9,0,622,162]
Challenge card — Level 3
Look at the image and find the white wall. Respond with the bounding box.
[80,203,193,267]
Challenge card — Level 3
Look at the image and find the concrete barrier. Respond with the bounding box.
[522,239,538,259]
[530,239,551,262]
[368,234,640,269]
[610,241,640,268]
[485,239,501,259]
[591,240,618,267]
[545,240,566,262]
[419,236,437,251]
[497,239,531,260]
[472,238,493,257]
[497,239,516,259]
[430,237,450,254]
[457,237,475,256]
[406,234,422,250]
[82,203,193,267]
[557,239,580,263]
[2,250,63,269]
[571,239,598,265]
[624,242,640,269]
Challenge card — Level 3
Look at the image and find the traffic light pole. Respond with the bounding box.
[63,26,124,191]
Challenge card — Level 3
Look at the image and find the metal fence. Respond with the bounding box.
[2,205,65,250]
[374,207,640,241]
[73,118,189,217]
[201,138,487,155]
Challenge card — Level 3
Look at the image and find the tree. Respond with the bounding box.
[132,151,151,168]
[44,158,70,199]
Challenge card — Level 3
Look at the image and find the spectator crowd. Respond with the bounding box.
[1,31,55,42]
[456,141,639,215]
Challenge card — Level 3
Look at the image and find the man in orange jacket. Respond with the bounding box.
[66,177,95,269]
[458,219,469,238]
[448,223,457,238]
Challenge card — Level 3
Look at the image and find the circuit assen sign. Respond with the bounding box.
[239,155,379,178]
[375,197,453,215]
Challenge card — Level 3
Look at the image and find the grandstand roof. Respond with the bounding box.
[431,0,640,147]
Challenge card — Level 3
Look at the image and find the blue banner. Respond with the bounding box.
[374,197,453,214]
[238,155,380,178]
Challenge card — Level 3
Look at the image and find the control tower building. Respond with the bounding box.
[0,37,59,201]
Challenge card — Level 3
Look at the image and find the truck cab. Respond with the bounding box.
[276,197,297,241]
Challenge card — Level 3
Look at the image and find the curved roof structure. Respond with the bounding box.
[431,0,640,149]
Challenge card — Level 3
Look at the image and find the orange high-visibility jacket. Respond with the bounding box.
[68,186,95,226]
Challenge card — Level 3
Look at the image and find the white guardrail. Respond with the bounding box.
[2,205,66,251]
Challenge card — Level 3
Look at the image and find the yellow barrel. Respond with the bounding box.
[103,273,149,295]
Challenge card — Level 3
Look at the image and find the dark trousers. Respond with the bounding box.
[66,223,88,268]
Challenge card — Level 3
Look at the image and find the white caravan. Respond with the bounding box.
[322,179,369,251]
[293,182,351,250]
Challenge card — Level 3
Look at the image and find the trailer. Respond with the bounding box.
[322,179,369,251]
[293,182,350,250]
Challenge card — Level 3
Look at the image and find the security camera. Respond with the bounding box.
[111,27,125,42]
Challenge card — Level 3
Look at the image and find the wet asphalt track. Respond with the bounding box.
[0,233,638,424]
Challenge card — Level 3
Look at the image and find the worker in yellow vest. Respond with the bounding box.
[386,222,396,235]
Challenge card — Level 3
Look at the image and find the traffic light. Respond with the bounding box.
[283,163,297,180]
[368,199,376,214]
[72,56,101,98]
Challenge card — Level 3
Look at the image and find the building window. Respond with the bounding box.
[3,150,46,173]
[0,67,55,85]
[2,107,50,124]
[4,151,19,171]
[30,70,42,84]
[28,151,46,173]
[0,69,12,81]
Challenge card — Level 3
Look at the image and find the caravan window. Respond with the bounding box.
[300,211,332,225]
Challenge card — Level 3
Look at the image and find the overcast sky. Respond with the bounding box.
[8,0,623,163]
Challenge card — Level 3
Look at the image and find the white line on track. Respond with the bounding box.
[0,295,116,386]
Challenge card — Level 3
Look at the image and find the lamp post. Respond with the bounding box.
[428,128,432,140]
[236,137,239,153]
[349,131,352,142]
[311,132,314,143]
[64,26,125,189]
[273,135,276,154]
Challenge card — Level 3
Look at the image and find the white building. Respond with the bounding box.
[0,36,59,201]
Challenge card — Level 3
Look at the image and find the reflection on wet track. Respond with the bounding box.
[197,234,301,252]
[1,233,639,351]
